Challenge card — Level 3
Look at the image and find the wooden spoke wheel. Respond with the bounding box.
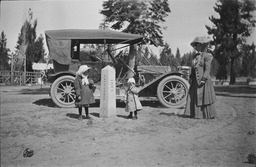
[50,75,76,108]
[157,76,189,108]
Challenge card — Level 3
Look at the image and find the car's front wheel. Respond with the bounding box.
[157,75,189,108]
[50,75,76,108]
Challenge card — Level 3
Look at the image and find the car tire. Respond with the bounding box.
[157,75,189,108]
[50,75,76,108]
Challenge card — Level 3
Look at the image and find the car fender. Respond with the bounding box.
[47,71,76,83]
[138,71,184,96]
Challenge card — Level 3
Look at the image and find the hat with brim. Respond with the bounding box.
[190,37,211,48]
[76,65,91,76]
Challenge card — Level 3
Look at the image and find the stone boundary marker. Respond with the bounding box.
[100,65,116,118]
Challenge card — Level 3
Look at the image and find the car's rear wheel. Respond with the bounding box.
[50,75,76,108]
[157,75,189,108]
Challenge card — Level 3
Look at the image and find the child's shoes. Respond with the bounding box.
[78,115,83,120]
[85,115,91,119]
[127,115,133,119]
[132,115,138,120]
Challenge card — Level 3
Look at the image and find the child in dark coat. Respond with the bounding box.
[74,65,95,120]
[125,77,142,120]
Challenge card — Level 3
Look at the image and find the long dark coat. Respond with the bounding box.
[125,85,142,112]
[184,52,216,118]
[193,52,216,106]
[74,76,95,106]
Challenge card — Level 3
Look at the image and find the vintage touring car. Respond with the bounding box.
[45,29,189,108]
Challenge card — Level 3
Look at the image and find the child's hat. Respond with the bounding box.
[76,65,91,75]
[127,77,135,84]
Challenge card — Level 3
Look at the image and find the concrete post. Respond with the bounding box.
[100,65,116,118]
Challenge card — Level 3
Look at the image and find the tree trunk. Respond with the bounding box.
[229,58,236,85]
[127,45,137,78]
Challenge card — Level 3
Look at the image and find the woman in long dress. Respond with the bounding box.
[184,37,217,119]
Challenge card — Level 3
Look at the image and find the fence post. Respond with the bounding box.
[23,54,26,86]
[20,74,22,86]
[11,55,14,85]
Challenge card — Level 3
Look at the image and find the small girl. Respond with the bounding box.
[74,65,96,120]
[125,77,142,120]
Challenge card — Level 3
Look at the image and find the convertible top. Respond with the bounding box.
[45,29,143,44]
[45,29,143,65]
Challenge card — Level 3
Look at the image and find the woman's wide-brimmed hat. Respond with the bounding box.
[190,36,211,47]
[76,65,91,76]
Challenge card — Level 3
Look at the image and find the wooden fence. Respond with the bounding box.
[0,71,41,86]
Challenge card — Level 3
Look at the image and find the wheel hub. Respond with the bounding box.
[165,82,185,103]
[63,85,72,95]
[170,89,177,94]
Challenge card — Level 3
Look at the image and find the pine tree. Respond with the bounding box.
[26,34,46,71]
[15,9,46,72]
[100,0,171,78]
[206,0,256,84]
[181,51,196,66]
[0,31,10,70]
[148,53,160,66]
[169,53,178,71]
[175,48,181,66]
[159,42,172,66]
[240,43,256,77]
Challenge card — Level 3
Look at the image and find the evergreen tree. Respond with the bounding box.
[148,53,160,66]
[206,0,256,84]
[0,31,10,70]
[100,0,171,78]
[136,45,149,66]
[15,8,44,71]
[159,42,172,66]
[26,34,46,71]
[181,51,196,66]
[240,43,256,77]
[175,48,181,66]
[169,53,178,71]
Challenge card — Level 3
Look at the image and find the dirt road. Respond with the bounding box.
[1,85,255,167]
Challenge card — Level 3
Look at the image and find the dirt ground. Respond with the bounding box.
[0,85,256,167]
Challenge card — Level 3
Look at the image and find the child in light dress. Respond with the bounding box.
[125,77,142,120]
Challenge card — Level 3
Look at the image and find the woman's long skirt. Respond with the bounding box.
[184,71,216,119]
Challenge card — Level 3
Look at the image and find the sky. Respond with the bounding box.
[1,0,256,56]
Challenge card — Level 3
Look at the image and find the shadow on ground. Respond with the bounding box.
[214,85,256,98]
[20,87,50,95]
[65,112,130,120]
[66,112,133,120]
[91,100,164,108]
[215,92,256,98]
[159,112,192,118]
[33,98,165,108]
[214,85,256,94]
[66,113,83,119]
[33,98,58,108]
